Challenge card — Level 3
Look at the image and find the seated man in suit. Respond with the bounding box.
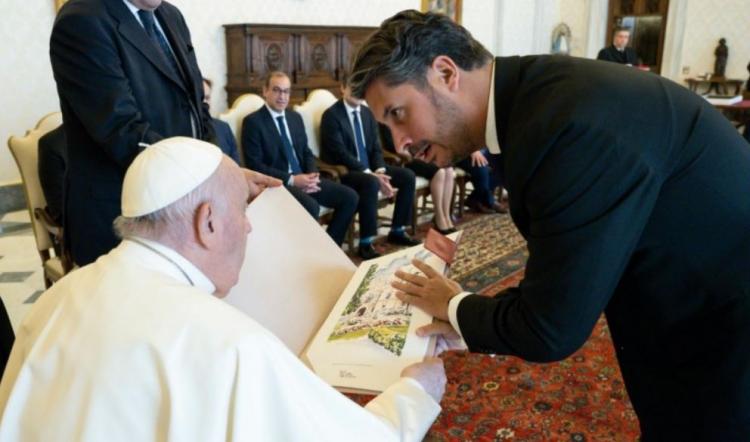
[320,77,420,259]
[241,72,358,247]
[37,125,67,226]
[203,78,241,165]
[597,26,639,66]
[455,148,507,214]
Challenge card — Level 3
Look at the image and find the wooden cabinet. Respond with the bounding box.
[224,24,376,107]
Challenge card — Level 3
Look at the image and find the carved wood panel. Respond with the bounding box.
[224,24,376,106]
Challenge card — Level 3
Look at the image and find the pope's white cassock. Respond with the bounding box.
[0,138,440,441]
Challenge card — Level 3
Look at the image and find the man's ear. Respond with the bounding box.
[430,55,461,93]
[194,202,216,249]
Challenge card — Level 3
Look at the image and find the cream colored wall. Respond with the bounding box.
[0,0,60,186]
[676,0,750,81]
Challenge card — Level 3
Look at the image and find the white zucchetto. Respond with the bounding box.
[121,137,223,217]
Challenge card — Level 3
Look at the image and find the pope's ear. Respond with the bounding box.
[194,202,215,247]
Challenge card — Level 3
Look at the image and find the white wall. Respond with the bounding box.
[0,0,60,186]
[674,0,750,81]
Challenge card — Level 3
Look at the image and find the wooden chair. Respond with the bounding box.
[217,93,266,167]
[7,112,74,288]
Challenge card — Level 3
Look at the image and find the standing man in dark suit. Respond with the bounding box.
[597,26,640,65]
[351,10,750,440]
[202,78,241,165]
[241,72,357,247]
[50,0,215,266]
[320,78,420,259]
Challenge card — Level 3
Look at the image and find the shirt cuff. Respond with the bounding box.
[448,291,472,340]
[286,176,294,186]
[364,168,372,174]
[375,167,386,174]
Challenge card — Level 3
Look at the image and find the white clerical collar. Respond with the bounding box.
[343,99,361,114]
[126,237,216,294]
[265,104,286,120]
[485,60,501,154]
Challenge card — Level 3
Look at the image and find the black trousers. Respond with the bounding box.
[287,178,358,246]
[341,165,415,239]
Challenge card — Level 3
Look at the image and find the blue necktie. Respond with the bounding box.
[276,116,302,174]
[137,10,182,81]
[352,110,370,169]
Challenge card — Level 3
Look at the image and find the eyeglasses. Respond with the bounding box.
[270,86,291,96]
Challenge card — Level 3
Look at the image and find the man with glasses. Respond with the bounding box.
[241,72,358,247]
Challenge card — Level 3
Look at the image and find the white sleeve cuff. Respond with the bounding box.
[448,291,472,340]
[375,167,386,174]
[364,168,372,174]
[287,176,294,186]
[365,377,441,442]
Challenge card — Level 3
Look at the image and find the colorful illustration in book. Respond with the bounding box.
[328,250,432,355]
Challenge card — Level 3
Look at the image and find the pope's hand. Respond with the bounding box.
[401,357,446,404]
[243,169,282,201]
[392,259,462,321]
[418,320,466,355]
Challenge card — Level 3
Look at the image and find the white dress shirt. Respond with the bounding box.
[265,104,301,185]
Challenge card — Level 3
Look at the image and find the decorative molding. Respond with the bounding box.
[421,0,462,24]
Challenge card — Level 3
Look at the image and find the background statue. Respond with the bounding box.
[714,38,728,78]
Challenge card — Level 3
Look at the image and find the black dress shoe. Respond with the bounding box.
[358,243,382,260]
[435,226,458,235]
[387,231,421,246]
[466,198,494,214]
[492,201,509,214]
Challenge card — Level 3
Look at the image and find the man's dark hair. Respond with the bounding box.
[348,10,492,98]
[264,71,289,88]
[613,26,631,36]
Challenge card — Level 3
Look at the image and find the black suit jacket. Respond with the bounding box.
[597,45,639,65]
[241,106,317,183]
[457,56,750,439]
[319,100,386,172]
[50,0,213,265]
[37,125,67,225]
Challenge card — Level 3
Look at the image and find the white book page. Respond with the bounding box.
[305,245,448,393]
[225,187,356,355]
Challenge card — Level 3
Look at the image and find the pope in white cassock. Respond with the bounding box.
[0,137,445,441]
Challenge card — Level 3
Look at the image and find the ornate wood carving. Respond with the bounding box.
[224,24,376,106]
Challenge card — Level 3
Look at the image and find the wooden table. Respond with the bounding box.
[687,77,745,95]
[713,99,750,134]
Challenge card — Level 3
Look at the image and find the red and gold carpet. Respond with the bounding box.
[348,213,641,441]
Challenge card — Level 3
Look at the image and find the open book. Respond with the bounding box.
[225,187,459,393]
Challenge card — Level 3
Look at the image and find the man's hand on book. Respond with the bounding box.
[392,259,462,321]
[418,320,467,355]
[401,357,446,404]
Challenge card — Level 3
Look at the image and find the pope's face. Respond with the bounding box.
[365,79,475,167]
[212,161,252,297]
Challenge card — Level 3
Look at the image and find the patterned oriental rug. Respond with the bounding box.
[347,213,641,441]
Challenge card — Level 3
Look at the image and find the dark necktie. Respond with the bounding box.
[276,116,302,174]
[352,110,370,169]
[137,10,182,80]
